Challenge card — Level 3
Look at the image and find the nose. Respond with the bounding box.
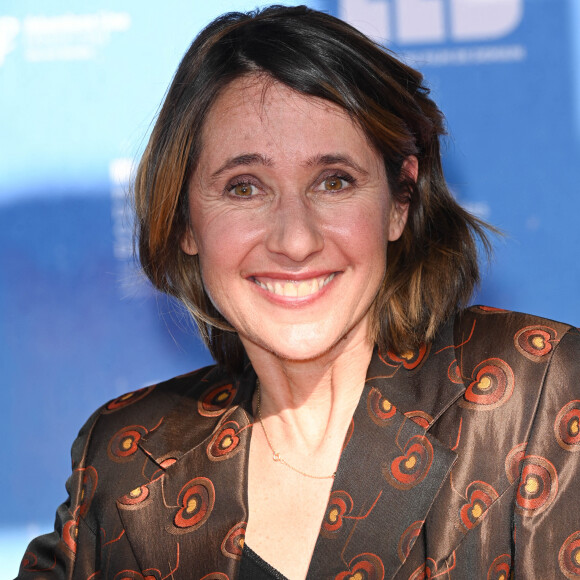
[265,194,324,262]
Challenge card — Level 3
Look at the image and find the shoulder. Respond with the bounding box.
[74,365,210,438]
[72,362,250,471]
[449,305,579,422]
[452,311,580,575]
[455,304,577,337]
[454,305,578,368]
[93,363,230,424]
[69,362,253,526]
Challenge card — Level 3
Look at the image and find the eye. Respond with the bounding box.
[317,173,355,193]
[227,181,258,198]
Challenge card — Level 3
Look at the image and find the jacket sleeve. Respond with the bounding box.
[513,327,580,578]
[16,408,103,579]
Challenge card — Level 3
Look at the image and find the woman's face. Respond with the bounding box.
[182,76,410,362]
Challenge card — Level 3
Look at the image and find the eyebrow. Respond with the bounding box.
[209,152,369,181]
[304,153,369,176]
[210,154,273,180]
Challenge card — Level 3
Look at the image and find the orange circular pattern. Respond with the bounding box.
[367,387,396,425]
[381,344,429,370]
[335,553,384,580]
[447,359,464,384]
[461,358,514,410]
[221,522,246,560]
[555,401,580,451]
[397,520,423,562]
[118,485,150,507]
[108,425,148,462]
[459,481,499,530]
[21,551,38,570]
[198,384,237,417]
[104,386,155,412]
[322,490,354,535]
[515,455,558,517]
[384,435,433,490]
[62,519,78,554]
[505,442,527,484]
[207,420,243,461]
[514,325,557,362]
[78,465,98,517]
[559,531,580,579]
[487,554,511,580]
[173,477,215,531]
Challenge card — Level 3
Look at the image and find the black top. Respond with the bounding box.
[239,544,289,580]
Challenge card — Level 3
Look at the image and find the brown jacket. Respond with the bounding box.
[18,307,580,579]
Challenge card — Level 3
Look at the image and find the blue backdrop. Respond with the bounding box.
[2,0,579,572]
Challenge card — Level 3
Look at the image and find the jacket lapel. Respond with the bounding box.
[117,367,255,579]
[309,318,464,579]
[115,318,465,580]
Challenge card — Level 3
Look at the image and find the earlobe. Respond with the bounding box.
[388,155,416,241]
[388,201,409,241]
[181,227,199,256]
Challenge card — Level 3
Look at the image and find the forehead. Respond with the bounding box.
[198,75,374,161]
[208,74,351,121]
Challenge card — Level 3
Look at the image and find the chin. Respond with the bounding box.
[245,322,368,364]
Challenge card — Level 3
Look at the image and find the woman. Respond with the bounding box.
[18,5,580,579]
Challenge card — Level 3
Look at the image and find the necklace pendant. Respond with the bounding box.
[273,452,281,462]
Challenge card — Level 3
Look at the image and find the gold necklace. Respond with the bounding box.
[255,381,336,480]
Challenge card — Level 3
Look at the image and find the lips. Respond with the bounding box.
[252,273,335,297]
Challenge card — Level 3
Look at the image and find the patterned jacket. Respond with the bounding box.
[17,307,580,579]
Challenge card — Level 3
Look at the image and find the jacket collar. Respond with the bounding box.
[119,317,465,578]
[117,367,255,578]
[308,316,463,578]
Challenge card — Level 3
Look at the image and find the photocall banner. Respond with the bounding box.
[1,0,579,569]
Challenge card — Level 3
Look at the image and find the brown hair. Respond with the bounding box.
[134,4,491,372]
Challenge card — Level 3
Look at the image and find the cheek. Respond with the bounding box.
[328,205,390,259]
[195,232,237,285]
[193,214,261,284]
[194,240,238,321]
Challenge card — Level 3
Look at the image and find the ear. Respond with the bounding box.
[388,155,417,241]
[180,226,199,256]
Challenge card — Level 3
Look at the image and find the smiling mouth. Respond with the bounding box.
[253,273,336,297]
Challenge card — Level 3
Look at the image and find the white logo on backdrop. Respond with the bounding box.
[340,0,523,44]
[0,17,20,65]
[339,0,525,65]
[0,12,131,64]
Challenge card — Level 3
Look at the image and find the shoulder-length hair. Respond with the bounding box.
[134,4,491,373]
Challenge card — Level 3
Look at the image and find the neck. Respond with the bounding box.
[243,333,374,454]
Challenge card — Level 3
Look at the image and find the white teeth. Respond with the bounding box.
[297,280,312,297]
[255,273,335,297]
